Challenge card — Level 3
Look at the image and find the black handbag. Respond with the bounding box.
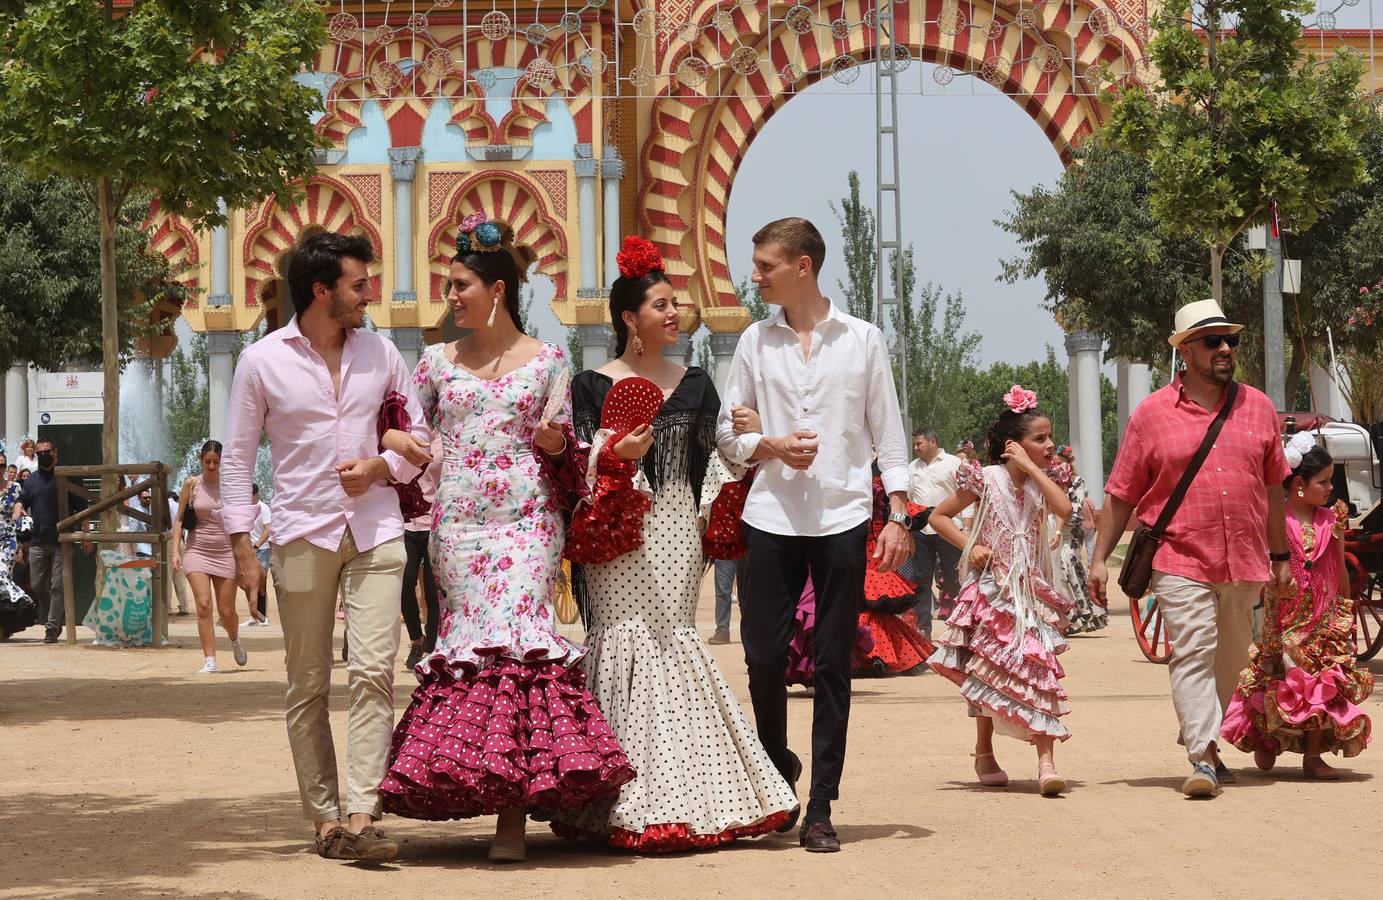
[181,479,199,533]
[1118,381,1238,599]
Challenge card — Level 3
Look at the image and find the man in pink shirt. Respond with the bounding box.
[222,231,430,862]
[1089,299,1294,799]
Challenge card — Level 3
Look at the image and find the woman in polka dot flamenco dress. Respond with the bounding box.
[378,216,633,862]
[550,237,798,852]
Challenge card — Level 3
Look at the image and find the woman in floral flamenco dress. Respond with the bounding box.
[1221,433,1373,778]
[857,477,935,675]
[550,237,797,852]
[926,386,1074,796]
[379,216,633,862]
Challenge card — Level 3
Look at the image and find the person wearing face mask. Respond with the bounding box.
[14,439,63,642]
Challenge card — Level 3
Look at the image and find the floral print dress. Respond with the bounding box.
[0,482,36,637]
[381,341,634,820]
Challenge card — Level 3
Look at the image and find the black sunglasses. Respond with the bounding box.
[1196,333,1240,350]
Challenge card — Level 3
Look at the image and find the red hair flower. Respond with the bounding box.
[617,235,664,280]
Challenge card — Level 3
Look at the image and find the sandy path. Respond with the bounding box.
[2,574,1380,899]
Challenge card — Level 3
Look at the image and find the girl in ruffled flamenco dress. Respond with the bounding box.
[378,215,634,862]
[926,386,1074,796]
[1221,432,1373,778]
[550,236,797,851]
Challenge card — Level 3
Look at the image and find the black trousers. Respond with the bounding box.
[741,521,868,801]
[402,529,441,652]
[912,532,962,632]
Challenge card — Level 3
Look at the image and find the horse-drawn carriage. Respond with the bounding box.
[1129,415,1383,663]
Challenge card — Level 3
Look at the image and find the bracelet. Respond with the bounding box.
[1268,551,1290,562]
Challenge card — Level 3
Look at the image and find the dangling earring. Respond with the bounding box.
[631,332,645,356]
[487,295,499,328]
[1297,490,1305,497]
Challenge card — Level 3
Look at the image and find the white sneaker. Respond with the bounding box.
[232,639,248,666]
[241,617,259,628]
[198,658,218,674]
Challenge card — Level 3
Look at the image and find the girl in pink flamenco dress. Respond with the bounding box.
[925,386,1075,796]
[1222,434,1372,779]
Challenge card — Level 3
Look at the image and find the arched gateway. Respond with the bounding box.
[129,1,1375,484]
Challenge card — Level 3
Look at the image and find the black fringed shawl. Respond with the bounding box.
[567,366,722,628]
[570,367,720,508]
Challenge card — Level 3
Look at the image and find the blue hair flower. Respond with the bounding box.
[456,232,473,254]
[474,221,502,248]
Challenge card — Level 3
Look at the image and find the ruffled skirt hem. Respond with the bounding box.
[551,811,792,853]
[381,659,635,820]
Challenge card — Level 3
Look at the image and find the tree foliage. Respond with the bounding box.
[827,170,878,321]
[0,161,182,370]
[1104,0,1371,299]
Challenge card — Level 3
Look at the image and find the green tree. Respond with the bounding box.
[736,277,771,322]
[166,329,254,475]
[888,246,981,444]
[0,160,183,371]
[827,170,877,321]
[1104,0,1371,301]
[693,326,714,380]
[565,327,584,372]
[0,0,328,478]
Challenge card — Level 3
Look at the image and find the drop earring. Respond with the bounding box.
[1297,490,1305,497]
[487,296,499,328]
[631,332,645,356]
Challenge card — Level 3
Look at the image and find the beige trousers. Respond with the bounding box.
[1151,572,1261,764]
[271,530,404,823]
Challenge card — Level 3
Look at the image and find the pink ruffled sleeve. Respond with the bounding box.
[954,459,985,498]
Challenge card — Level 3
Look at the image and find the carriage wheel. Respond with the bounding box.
[1352,570,1383,663]
[1128,591,1173,664]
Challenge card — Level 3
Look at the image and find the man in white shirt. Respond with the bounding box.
[906,428,963,635]
[718,217,912,853]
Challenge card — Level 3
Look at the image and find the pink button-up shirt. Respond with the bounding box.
[221,317,428,553]
[1104,374,1291,584]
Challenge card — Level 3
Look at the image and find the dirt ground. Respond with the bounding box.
[3,570,1381,900]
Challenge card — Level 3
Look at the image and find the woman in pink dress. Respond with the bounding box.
[172,440,245,674]
[926,386,1074,795]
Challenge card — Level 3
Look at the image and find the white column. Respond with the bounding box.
[1125,362,1151,420]
[576,324,613,372]
[387,147,424,303]
[1310,362,1349,420]
[1065,330,1105,503]
[209,198,231,307]
[601,148,625,289]
[392,327,425,373]
[709,332,740,397]
[5,362,27,442]
[207,332,237,441]
[1116,359,1131,443]
[575,146,599,293]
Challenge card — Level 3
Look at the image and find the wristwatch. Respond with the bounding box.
[1268,551,1290,562]
[887,512,910,527]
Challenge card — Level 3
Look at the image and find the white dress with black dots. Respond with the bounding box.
[553,368,798,851]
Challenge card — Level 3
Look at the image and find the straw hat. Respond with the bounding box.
[1168,298,1243,347]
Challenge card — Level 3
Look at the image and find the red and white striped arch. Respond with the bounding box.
[426,170,570,305]
[241,176,386,309]
[640,0,1146,310]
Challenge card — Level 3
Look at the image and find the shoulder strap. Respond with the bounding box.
[1151,381,1239,536]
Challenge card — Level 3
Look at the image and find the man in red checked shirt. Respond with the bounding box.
[1088,299,1296,800]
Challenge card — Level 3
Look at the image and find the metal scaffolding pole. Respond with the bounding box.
[873,1,910,434]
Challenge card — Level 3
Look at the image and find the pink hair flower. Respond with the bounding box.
[1002,384,1039,414]
[459,212,488,233]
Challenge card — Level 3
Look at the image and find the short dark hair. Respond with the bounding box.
[912,427,938,442]
[286,230,376,318]
[252,483,260,495]
[36,438,55,450]
[752,217,826,276]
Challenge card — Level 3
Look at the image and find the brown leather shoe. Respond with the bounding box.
[341,826,398,863]
[314,826,350,859]
[799,819,840,853]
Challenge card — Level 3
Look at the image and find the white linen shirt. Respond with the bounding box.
[908,450,963,534]
[716,301,909,537]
